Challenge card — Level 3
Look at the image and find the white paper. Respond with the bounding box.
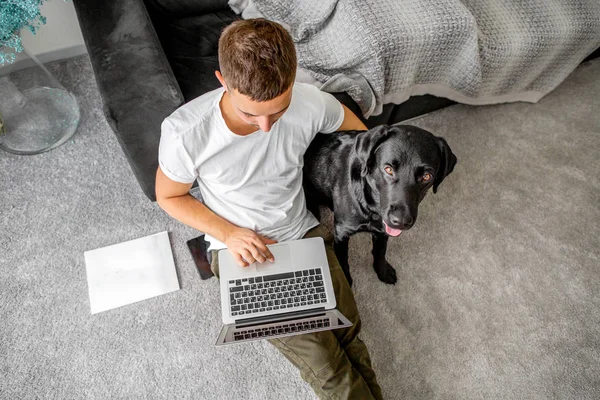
[84,231,179,314]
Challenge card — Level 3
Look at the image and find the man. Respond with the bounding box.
[156,18,383,399]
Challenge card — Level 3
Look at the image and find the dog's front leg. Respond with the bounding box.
[333,234,352,287]
[372,233,398,284]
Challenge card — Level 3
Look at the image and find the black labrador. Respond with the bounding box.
[303,124,457,285]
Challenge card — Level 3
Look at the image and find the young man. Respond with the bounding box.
[155,19,383,399]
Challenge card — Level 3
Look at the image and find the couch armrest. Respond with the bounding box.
[73,0,184,201]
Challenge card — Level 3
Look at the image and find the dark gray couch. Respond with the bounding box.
[73,0,598,201]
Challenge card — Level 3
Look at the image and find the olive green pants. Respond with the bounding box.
[210,225,383,400]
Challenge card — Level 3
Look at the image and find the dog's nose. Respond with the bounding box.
[389,214,413,229]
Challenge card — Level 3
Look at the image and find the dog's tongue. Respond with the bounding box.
[384,222,403,237]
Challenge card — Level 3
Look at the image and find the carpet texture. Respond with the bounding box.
[1,56,598,400]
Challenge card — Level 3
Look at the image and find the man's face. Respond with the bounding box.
[228,86,293,133]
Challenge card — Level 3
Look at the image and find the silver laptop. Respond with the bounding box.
[216,237,352,345]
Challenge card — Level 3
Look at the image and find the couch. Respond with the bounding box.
[73,0,599,201]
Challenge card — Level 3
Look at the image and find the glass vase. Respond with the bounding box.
[0,47,80,155]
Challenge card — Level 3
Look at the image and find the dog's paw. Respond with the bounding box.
[374,261,397,285]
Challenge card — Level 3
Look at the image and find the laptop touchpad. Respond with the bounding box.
[257,244,292,271]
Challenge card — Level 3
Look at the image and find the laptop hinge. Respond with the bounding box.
[235,307,326,326]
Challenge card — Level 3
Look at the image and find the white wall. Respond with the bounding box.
[15,0,86,64]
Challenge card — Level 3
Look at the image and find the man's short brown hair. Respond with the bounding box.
[218,19,297,102]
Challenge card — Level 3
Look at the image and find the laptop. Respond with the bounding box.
[215,237,352,345]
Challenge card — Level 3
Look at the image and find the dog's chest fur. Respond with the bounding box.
[335,209,385,237]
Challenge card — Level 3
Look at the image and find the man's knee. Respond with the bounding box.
[270,332,369,397]
[271,330,344,373]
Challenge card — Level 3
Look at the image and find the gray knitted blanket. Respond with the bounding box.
[229,0,600,117]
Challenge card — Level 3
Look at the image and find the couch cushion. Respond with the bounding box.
[144,0,229,18]
[151,10,240,101]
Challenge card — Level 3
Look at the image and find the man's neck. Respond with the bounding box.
[219,92,258,136]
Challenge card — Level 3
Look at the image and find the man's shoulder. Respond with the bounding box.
[286,83,322,114]
[292,82,325,99]
[161,88,224,139]
[284,83,341,129]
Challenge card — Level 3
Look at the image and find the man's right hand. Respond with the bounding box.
[156,168,277,267]
[224,227,277,267]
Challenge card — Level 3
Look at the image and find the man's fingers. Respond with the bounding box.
[256,236,276,262]
[247,238,269,263]
[260,235,278,245]
[233,253,248,268]
[240,249,256,266]
[249,245,267,263]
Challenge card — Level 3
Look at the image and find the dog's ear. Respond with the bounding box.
[433,136,457,193]
[354,125,389,177]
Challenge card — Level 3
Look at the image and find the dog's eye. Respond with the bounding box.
[384,166,394,175]
[422,172,432,182]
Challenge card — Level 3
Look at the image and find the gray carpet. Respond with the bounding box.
[1,55,599,400]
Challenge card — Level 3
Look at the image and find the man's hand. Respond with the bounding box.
[156,167,277,267]
[224,227,277,267]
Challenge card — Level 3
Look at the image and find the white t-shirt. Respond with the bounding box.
[159,83,345,250]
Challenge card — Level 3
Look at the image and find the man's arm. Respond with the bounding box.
[155,167,275,266]
[337,104,368,131]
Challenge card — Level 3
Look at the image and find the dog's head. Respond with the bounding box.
[354,124,457,236]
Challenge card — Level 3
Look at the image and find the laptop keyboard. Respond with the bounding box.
[228,268,327,317]
[233,318,331,341]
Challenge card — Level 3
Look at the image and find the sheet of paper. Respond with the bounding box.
[84,231,179,314]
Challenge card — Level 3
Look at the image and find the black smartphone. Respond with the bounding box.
[186,234,214,280]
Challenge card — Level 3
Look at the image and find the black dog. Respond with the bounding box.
[303,124,457,285]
